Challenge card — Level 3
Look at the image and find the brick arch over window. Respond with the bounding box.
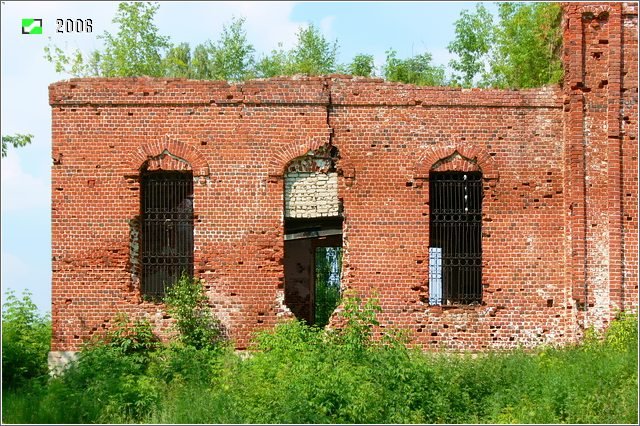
[127,135,210,176]
[579,3,613,17]
[413,145,499,181]
[267,137,355,182]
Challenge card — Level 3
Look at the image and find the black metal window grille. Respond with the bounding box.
[429,171,483,305]
[141,171,194,297]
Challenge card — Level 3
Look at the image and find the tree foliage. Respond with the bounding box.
[190,17,256,81]
[255,24,339,77]
[1,134,33,158]
[383,49,446,86]
[288,24,339,75]
[347,54,376,77]
[45,2,170,77]
[448,4,494,88]
[44,1,564,88]
[489,2,563,88]
[448,2,563,88]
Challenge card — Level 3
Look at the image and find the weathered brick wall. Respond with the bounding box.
[49,2,637,353]
[562,1,638,334]
[621,2,639,312]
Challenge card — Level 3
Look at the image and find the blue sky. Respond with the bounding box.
[1,1,499,313]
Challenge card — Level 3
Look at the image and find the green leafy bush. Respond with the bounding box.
[164,274,223,350]
[2,290,51,390]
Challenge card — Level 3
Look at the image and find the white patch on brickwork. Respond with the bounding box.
[275,289,293,317]
[48,351,78,375]
[284,172,339,218]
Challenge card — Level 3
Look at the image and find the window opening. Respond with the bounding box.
[429,171,482,305]
[141,170,194,297]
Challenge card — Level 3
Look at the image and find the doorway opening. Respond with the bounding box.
[284,218,343,326]
[283,144,343,326]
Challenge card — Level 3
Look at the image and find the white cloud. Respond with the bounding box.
[1,154,49,213]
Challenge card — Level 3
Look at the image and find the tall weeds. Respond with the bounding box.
[2,284,637,424]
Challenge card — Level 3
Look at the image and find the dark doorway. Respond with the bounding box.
[284,217,343,326]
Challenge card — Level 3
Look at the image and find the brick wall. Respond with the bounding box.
[49,3,637,353]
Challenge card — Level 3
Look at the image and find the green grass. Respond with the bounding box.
[3,295,637,424]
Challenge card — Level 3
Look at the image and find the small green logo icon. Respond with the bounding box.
[22,18,43,34]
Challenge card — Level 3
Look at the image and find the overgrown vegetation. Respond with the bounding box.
[2,282,637,424]
[44,1,563,88]
[2,290,51,390]
[448,2,563,88]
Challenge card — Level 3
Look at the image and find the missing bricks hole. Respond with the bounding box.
[547,299,554,307]
[406,181,413,187]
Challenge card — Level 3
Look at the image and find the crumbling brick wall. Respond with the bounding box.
[562,1,639,333]
[49,2,637,354]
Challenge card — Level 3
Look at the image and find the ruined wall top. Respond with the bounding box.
[49,76,562,109]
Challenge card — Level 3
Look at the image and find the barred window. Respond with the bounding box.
[429,171,483,305]
[141,171,194,297]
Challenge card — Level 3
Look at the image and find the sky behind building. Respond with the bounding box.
[1,1,498,313]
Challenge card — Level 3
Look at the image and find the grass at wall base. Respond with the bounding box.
[2,278,637,424]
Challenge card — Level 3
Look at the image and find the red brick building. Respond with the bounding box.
[49,2,637,364]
